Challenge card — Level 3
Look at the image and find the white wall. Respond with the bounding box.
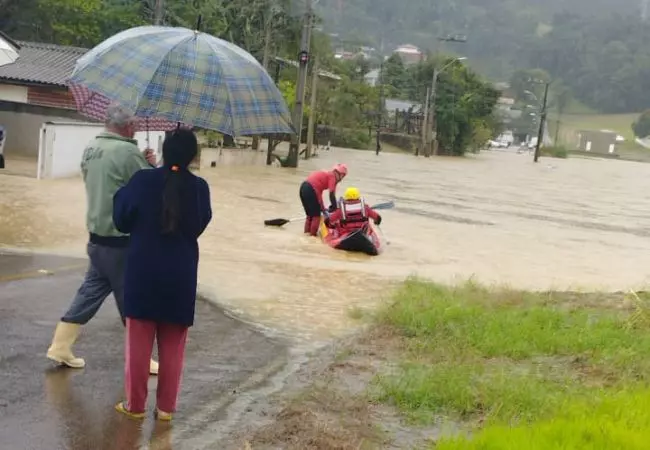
[0,85,28,103]
[0,110,74,157]
[37,121,165,179]
[199,147,270,168]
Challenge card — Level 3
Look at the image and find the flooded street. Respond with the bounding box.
[2,148,650,340]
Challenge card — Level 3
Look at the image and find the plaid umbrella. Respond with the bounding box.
[69,85,181,132]
[68,26,294,136]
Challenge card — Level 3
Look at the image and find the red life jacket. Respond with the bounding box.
[340,198,368,228]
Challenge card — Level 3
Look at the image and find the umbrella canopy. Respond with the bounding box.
[69,85,182,132]
[0,33,19,67]
[68,26,294,136]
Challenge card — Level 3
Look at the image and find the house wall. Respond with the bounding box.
[578,132,617,154]
[199,147,268,169]
[27,86,76,109]
[0,109,76,157]
[37,121,165,179]
[0,84,28,103]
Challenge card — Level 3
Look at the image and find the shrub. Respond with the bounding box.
[632,110,650,138]
[541,145,568,158]
[379,132,420,152]
[329,128,371,150]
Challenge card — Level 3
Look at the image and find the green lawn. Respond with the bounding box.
[373,280,650,448]
[546,112,650,160]
[549,112,640,142]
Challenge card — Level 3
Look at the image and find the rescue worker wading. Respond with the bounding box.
[299,164,348,236]
[327,187,382,233]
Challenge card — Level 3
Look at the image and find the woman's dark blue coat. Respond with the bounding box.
[113,168,212,327]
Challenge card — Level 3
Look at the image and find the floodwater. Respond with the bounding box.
[2,147,650,340]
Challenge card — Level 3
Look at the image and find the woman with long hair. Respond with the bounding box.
[112,128,212,420]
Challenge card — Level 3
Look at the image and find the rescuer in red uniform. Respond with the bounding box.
[327,187,381,233]
[299,164,348,236]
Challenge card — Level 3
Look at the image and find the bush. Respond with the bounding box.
[204,130,222,147]
[379,132,420,152]
[329,128,371,150]
[633,110,650,138]
[541,145,568,158]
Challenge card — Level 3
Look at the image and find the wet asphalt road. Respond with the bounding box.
[0,251,288,450]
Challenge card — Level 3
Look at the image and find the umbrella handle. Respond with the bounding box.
[146,117,150,148]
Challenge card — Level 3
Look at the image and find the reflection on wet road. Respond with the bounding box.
[2,149,650,340]
[0,254,286,449]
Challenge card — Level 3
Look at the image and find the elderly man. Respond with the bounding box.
[46,105,159,375]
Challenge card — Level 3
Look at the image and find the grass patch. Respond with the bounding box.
[436,389,650,449]
[241,281,650,449]
[540,145,568,159]
[372,279,650,435]
[549,112,640,142]
[546,112,650,161]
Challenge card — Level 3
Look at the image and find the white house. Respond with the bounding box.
[393,44,423,65]
[364,69,380,86]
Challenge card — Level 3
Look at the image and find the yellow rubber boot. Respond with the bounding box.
[46,322,86,368]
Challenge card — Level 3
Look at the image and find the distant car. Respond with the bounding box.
[488,140,508,149]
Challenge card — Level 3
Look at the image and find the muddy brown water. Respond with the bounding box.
[2,148,650,340]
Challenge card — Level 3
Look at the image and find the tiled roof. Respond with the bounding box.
[0,41,88,87]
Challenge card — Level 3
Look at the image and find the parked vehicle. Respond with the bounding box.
[488,140,508,149]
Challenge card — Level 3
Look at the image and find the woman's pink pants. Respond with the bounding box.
[124,318,188,414]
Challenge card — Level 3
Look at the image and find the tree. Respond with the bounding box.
[379,55,500,155]
[633,110,650,138]
[509,69,551,103]
[381,54,409,98]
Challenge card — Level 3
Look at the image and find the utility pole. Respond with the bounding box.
[554,117,561,147]
[419,86,430,157]
[534,82,550,163]
[376,56,384,156]
[426,68,439,157]
[154,0,164,25]
[306,57,319,159]
[286,0,314,168]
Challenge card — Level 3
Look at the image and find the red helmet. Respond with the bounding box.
[333,163,348,178]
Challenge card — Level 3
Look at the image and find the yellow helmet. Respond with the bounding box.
[343,187,361,201]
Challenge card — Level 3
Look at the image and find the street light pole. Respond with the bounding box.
[534,82,550,163]
[376,56,384,156]
[426,56,467,157]
[425,68,438,157]
[426,35,466,157]
[286,0,314,168]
